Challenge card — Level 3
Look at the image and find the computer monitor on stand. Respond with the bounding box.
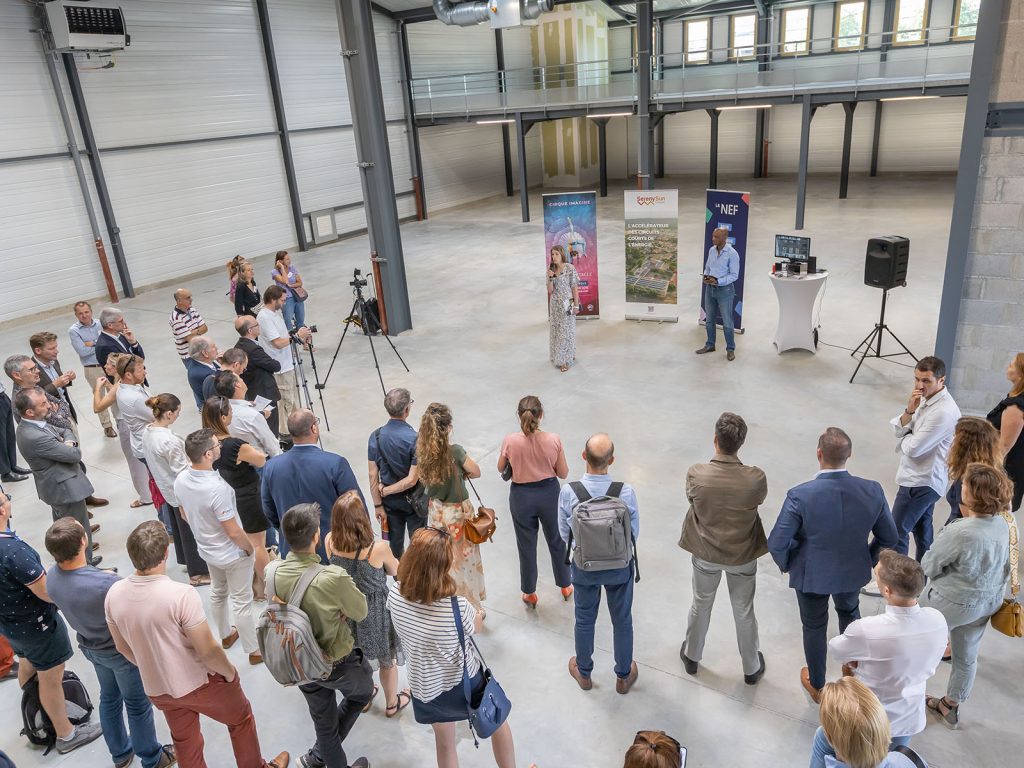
[775,234,815,273]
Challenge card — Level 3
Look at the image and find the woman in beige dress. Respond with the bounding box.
[416,402,486,616]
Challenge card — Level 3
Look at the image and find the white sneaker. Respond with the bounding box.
[56,721,103,754]
[860,580,881,597]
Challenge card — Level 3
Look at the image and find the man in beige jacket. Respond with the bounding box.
[679,411,769,684]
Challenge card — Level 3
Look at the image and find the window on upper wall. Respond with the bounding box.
[953,0,980,39]
[685,18,710,64]
[894,0,929,45]
[781,7,811,55]
[834,1,867,50]
[731,13,757,60]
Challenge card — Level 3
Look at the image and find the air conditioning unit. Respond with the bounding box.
[45,1,129,52]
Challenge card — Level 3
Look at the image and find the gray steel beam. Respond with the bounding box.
[637,0,654,189]
[495,29,514,197]
[256,0,308,252]
[656,117,665,178]
[756,11,771,73]
[795,95,814,230]
[753,107,766,177]
[708,108,720,189]
[61,52,134,297]
[839,101,857,199]
[935,0,1005,369]
[870,100,883,176]
[335,0,412,333]
[593,117,610,197]
[880,0,896,63]
[515,113,532,221]
[397,21,427,218]
[0,150,81,166]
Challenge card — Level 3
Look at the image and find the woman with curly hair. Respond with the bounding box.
[944,416,1002,525]
[417,403,486,615]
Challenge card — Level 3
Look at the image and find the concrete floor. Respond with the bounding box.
[1,172,1018,768]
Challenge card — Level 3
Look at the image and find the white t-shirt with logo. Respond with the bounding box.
[172,468,245,568]
[256,307,293,373]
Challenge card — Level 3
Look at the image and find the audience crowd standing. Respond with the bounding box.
[0,285,1020,768]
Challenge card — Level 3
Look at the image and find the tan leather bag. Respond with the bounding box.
[458,465,496,545]
[991,510,1022,638]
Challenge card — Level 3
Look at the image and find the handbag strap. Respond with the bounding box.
[451,596,474,709]
[1001,509,1020,597]
[451,453,485,507]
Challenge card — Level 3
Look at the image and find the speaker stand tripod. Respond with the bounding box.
[849,288,918,383]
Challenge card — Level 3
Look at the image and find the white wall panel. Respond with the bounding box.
[78,0,275,146]
[408,20,497,80]
[0,159,110,323]
[663,109,756,176]
[610,25,634,69]
[876,97,965,171]
[501,26,536,70]
[101,138,295,286]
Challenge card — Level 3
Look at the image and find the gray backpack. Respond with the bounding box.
[257,561,334,686]
[564,481,640,582]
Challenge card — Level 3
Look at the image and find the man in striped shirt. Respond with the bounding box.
[168,289,208,365]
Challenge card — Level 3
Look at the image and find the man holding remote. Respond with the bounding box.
[697,228,740,361]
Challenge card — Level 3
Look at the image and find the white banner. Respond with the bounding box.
[624,190,679,322]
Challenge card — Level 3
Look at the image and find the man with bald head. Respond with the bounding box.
[168,288,208,365]
[558,433,640,694]
[698,226,741,360]
[260,409,365,561]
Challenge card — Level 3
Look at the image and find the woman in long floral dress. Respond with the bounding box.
[548,245,580,372]
[416,402,487,617]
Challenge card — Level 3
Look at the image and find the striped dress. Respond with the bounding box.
[386,585,479,703]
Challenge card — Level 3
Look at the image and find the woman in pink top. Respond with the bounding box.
[497,396,572,607]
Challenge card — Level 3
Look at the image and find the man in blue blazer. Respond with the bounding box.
[260,408,365,562]
[768,427,898,703]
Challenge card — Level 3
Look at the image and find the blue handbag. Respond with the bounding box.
[451,597,511,746]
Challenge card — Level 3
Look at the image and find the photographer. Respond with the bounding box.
[257,285,310,444]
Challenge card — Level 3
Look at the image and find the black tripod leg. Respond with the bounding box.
[364,328,386,396]
[881,326,918,361]
[850,324,880,358]
[850,326,883,383]
[380,332,410,372]
[305,348,331,431]
[320,297,361,387]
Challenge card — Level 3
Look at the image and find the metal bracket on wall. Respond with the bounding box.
[341,49,359,58]
[357,161,376,168]
[986,103,1024,137]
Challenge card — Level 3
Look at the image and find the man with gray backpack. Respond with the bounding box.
[557,433,640,695]
[260,503,372,768]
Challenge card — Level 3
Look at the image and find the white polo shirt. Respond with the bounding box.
[828,604,948,737]
[115,383,153,459]
[173,467,246,569]
[256,307,293,373]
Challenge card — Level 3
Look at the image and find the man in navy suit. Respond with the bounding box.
[260,409,365,562]
[184,336,220,409]
[768,427,898,703]
[94,308,145,383]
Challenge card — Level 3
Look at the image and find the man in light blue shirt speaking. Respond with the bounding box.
[698,227,741,360]
[558,433,640,694]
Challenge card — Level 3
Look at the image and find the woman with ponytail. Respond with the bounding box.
[498,396,571,607]
[417,403,486,614]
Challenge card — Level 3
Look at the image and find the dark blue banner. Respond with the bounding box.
[700,189,750,331]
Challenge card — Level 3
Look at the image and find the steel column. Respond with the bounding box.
[397,21,427,218]
[335,0,412,333]
[495,29,515,197]
[61,53,134,297]
[839,101,857,199]
[655,117,665,178]
[594,117,610,197]
[756,12,771,73]
[256,0,308,252]
[515,113,531,221]
[870,101,883,177]
[637,0,654,189]
[795,96,814,230]
[935,0,1006,369]
[708,108,720,189]
[880,0,896,63]
[754,107,766,177]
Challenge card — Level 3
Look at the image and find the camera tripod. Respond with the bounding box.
[290,331,330,439]
[849,288,918,383]
[320,270,409,396]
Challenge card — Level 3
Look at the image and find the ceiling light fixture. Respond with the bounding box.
[475,118,515,124]
[588,112,634,118]
[879,95,939,102]
[717,104,774,111]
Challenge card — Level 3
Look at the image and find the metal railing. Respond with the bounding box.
[409,25,973,119]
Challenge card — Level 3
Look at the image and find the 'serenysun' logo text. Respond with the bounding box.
[636,196,666,205]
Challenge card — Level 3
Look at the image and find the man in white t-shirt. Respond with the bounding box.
[817,550,947,763]
[257,285,310,442]
[173,428,261,665]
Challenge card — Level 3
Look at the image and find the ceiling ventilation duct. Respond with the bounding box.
[433,0,554,28]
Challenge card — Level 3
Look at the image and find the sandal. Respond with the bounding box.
[189,575,211,587]
[130,500,153,509]
[362,684,378,713]
[925,695,959,730]
[386,689,411,718]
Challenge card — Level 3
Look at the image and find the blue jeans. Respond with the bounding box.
[809,726,911,768]
[81,646,163,768]
[283,293,305,331]
[704,283,736,350]
[795,590,860,690]
[572,565,634,678]
[892,485,941,561]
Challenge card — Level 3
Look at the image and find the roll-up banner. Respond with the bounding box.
[624,190,679,322]
[700,189,750,332]
[543,192,600,318]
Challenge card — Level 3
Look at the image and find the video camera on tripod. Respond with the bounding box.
[288,323,317,348]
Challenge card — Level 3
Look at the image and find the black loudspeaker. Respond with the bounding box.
[864,236,910,289]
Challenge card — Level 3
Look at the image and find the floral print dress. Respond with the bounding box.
[548,263,579,368]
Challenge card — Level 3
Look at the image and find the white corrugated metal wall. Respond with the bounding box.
[0,0,420,324]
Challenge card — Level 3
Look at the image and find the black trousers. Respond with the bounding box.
[52,499,98,565]
[795,589,861,690]
[383,494,425,559]
[0,393,18,475]
[509,477,571,593]
[166,503,209,577]
[300,648,374,768]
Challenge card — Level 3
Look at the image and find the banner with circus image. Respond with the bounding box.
[543,192,600,318]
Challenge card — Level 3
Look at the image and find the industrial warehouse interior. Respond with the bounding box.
[0,1,1021,768]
